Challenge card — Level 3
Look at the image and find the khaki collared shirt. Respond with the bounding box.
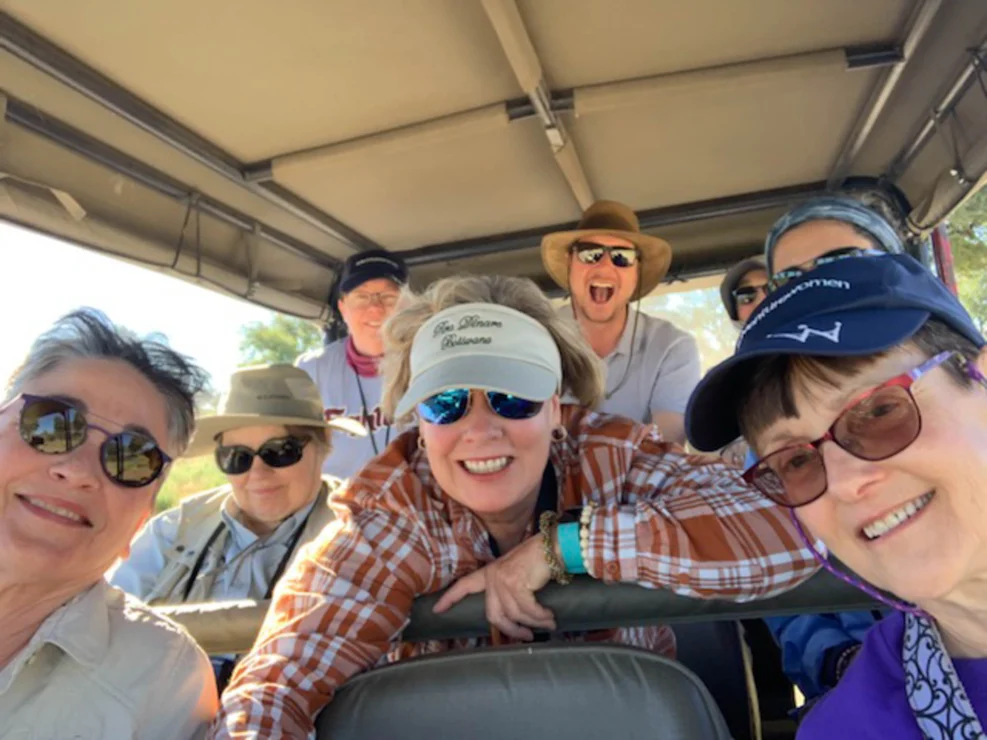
[0,580,217,740]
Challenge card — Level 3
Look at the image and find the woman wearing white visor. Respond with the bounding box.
[213,275,818,737]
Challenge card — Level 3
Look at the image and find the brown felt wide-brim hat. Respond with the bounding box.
[541,200,672,297]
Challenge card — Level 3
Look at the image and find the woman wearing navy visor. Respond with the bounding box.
[213,274,819,737]
[754,195,907,708]
[686,253,987,738]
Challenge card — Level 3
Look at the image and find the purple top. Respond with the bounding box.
[798,611,987,738]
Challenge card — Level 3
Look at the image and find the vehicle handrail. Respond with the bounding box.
[157,570,877,655]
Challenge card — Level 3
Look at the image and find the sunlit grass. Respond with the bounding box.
[155,455,227,513]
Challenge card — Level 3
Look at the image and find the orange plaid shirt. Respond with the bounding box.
[212,407,817,738]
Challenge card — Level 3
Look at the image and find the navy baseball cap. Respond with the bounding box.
[338,250,408,294]
[686,253,984,452]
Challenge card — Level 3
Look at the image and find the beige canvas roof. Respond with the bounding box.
[0,0,985,318]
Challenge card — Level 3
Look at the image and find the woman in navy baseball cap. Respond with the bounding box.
[296,250,409,480]
[687,253,987,738]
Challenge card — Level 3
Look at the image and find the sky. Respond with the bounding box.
[0,222,277,391]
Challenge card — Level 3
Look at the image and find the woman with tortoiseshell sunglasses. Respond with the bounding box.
[0,309,216,739]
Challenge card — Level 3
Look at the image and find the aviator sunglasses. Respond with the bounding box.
[417,389,544,425]
[215,436,311,476]
[15,394,171,487]
[571,242,639,268]
[743,351,974,508]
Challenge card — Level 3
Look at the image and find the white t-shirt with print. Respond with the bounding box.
[296,339,395,480]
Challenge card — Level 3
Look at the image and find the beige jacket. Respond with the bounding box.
[127,478,339,605]
[0,580,217,739]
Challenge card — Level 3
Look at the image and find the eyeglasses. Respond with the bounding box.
[743,352,960,508]
[16,394,171,488]
[570,242,639,268]
[417,389,544,425]
[732,283,769,307]
[215,436,311,476]
[769,247,885,292]
[345,291,400,310]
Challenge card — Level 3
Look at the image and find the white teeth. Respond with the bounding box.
[462,457,510,475]
[862,491,934,541]
[589,281,615,288]
[25,496,85,523]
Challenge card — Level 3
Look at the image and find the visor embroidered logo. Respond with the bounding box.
[739,278,851,346]
[766,321,843,344]
[432,313,504,349]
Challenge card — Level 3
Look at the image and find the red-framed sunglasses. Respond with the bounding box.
[743,351,972,508]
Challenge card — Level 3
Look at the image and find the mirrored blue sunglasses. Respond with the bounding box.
[417,389,544,425]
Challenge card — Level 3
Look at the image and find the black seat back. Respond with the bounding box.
[316,643,732,740]
[673,620,760,740]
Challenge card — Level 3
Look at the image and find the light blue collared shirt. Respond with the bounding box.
[110,494,318,603]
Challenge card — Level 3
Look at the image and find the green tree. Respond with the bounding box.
[239,314,323,366]
[947,187,987,332]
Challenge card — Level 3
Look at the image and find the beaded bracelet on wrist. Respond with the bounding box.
[579,503,596,573]
[539,511,572,585]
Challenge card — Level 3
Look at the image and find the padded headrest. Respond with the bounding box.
[316,643,732,740]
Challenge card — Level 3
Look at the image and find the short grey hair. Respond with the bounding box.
[6,309,210,453]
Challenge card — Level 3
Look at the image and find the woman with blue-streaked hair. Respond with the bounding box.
[764,194,905,287]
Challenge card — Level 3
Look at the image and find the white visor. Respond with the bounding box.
[394,303,563,419]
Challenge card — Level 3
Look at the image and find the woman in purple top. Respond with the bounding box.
[686,250,987,739]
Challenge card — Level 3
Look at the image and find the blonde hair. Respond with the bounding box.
[381,275,605,421]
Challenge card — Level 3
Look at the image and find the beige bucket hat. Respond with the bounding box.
[540,200,672,297]
[186,364,366,457]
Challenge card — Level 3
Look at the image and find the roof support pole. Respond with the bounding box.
[827,0,943,188]
[481,0,595,210]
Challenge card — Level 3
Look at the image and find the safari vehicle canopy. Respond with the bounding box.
[2,0,986,314]
[3,2,987,739]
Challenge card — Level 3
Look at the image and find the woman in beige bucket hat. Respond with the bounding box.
[110,364,363,690]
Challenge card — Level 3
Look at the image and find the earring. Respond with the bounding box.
[418,436,426,451]
[551,426,568,443]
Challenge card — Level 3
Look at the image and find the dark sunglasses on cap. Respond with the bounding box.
[16,394,171,488]
[732,283,769,306]
[417,389,544,425]
[768,247,885,292]
[743,351,968,508]
[570,242,639,268]
[215,436,310,476]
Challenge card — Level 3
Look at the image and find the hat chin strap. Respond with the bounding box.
[567,268,642,402]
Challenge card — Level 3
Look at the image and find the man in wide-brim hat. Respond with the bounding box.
[540,200,701,445]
